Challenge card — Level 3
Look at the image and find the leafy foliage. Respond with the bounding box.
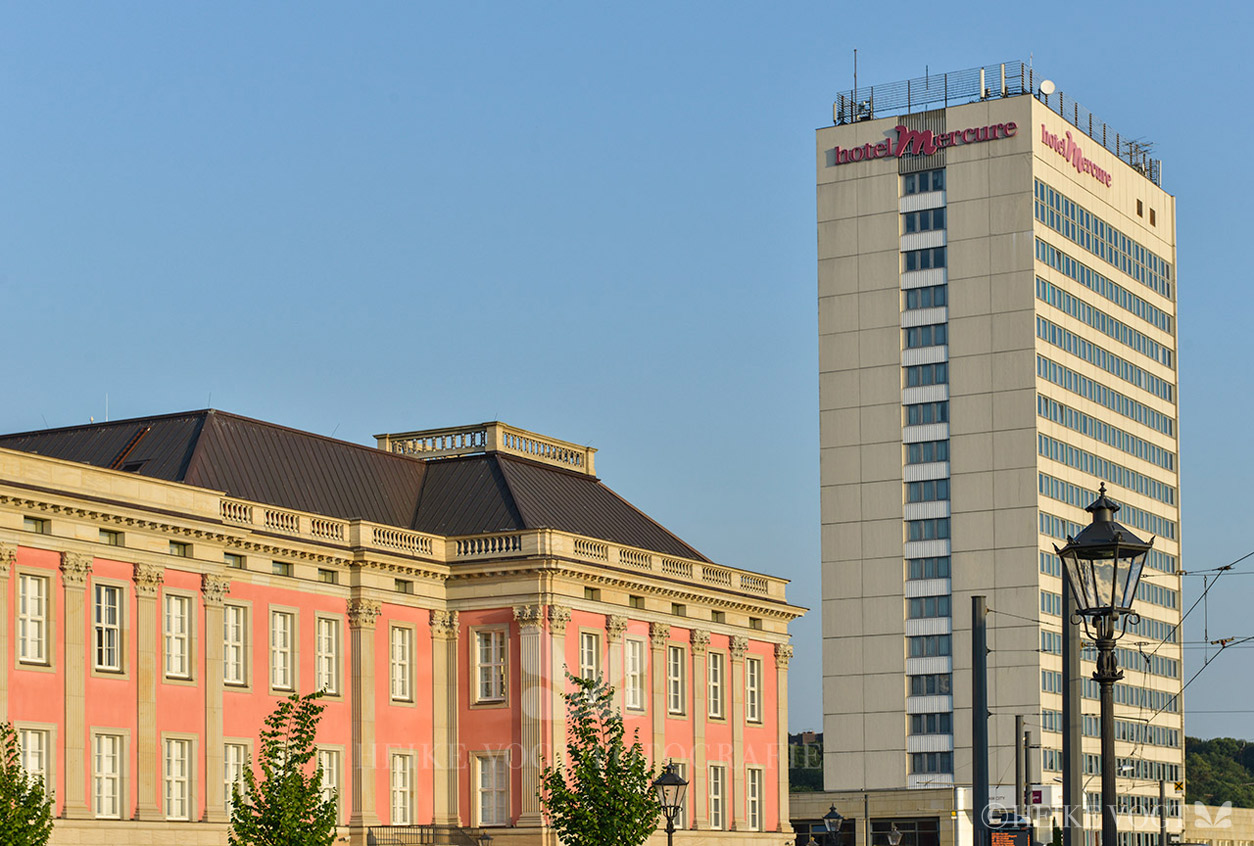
[540,673,660,846]
[0,721,54,846]
[1186,737,1254,808]
[229,691,338,846]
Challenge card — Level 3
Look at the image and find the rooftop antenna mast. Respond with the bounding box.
[853,48,857,98]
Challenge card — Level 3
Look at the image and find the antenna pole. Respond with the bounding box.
[853,48,857,97]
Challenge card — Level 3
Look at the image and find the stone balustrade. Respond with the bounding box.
[374,421,597,475]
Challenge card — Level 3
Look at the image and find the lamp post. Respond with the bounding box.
[823,805,845,846]
[1054,484,1153,846]
[653,763,689,846]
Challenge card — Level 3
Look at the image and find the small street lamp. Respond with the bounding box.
[654,763,689,846]
[823,805,845,845]
[1054,484,1153,846]
[887,823,904,846]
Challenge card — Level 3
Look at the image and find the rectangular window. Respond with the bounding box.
[707,652,725,719]
[18,728,49,790]
[169,541,189,557]
[164,738,191,820]
[271,561,292,577]
[24,516,49,534]
[100,529,123,546]
[907,635,952,657]
[903,169,944,195]
[476,630,507,703]
[477,754,509,826]
[391,626,413,702]
[18,574,49,664]
[906,479,950,502]
[906,518,950,541]
[671,603,687,617]
[902,206,946,233]
[672,762,689,828]
[667,645,686,715]
[224,743,247,814]
[224,605,247,686]
[905,402,948,426]
[164,594,192,679]
[395,579,414,594]
[270,610,295,691]
[910,712,954,734]
[746,657,763,723]
[904,246,946,272]
[579,631,601,680]
[317,568,337,584]
[390,753,413,825]
[910,751,954,773]
[316,617,340,695]
[909,673,952,696]
[94,584,122,672]
[625,639,646,710]
[318,749,340,820]
[94,733,122,818]
[628,595,645,610]
[708,764,727,830]
[905,362,948,387]
[906,439,949,464]
[746,767,764,831]
[907,596,952,619]
[907,556,952,580]
[584,587,601,601]
[224,553,245,569]
[904,323,948,348]
[905,284,948,310]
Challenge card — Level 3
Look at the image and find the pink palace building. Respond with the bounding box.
[0,411,802,845]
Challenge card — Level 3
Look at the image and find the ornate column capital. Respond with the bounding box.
[59,552,93,588]
[606,615,629,641]
[133,563,164,598]
[201,574,231,606]
[347,598,382,629]
[548,605,572,635]
[774,642,794,667]
[690,629,711,655]
[649,622,670,649]
[514,605,544,630]
[730,635,749,662]
[430,609,460,639]
[0,542,15,576]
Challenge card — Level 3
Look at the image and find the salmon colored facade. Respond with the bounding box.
[0,416,803,846]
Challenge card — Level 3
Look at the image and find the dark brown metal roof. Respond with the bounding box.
[0,410,708,561]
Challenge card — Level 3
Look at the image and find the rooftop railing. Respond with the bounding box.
[376,421,597,475]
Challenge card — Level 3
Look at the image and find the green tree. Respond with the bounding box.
[540,673,660,846]
[229,691,338,846]
[0,721,54,846]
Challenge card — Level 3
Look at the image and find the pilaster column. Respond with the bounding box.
[133,562,164,819]
[59,552,92,819]
[547,607,571,768]
[0,544,14,723]
[514,605,545,827]
[347,598,382,836]
[430,610,461,826]
[774,643,793,832]
[729,636,748,831]
[606,615,628,712]
[201,575,230,822]
[690,630,710,829]
[649,623,669,764]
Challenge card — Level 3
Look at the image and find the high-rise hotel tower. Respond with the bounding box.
[818,62,1183,836]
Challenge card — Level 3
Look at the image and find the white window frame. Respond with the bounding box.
[474,628,507,705]
[745,656,763,723]
[224,741,248,815]
[92,730,127,819]
[708,763,727,830]
[224,603,249,687]
[163,735,194,821]
[318,747,343,823]
[390,625,414,703]
[667,645,686,715]
[578,630,601,680]
[707,651,726,719]
[390,751,414,826]
[625,638,646,711]
[672,761,689,829]
[164,593,193,680]
[315,615,341,696]
[17,573,49,665]
[746,766,764,831]
[475,752,510,827]
[94,583,124,673]
[16,724,54,796]
[269,608,297,692]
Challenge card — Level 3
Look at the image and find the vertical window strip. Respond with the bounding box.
[19,729,49,790]
[667,645,685,714]
[94,734,121,819]
[707,652,725,719]
[317,749,339,818]
[708,764,726,830]
[391,626,412,701]
[746,657,762,723]
[477,631,506,702]
[164,738,190,820]
[747,767,764,831]
[270,611,294,690]
[316,617,339,695]
[479,755,509,826]
[390,753,412,825]
[18,574,48,663]
[224,743,246,814]
[164,594,191,678]
[94,585,121,671]
[625,640,645,709]
[224,605,246,685]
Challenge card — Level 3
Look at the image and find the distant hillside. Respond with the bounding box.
[1186,737,1254,808]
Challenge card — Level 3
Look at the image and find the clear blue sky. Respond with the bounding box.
[3,2,1251,741]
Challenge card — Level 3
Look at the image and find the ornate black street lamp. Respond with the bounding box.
[653,763,689,846]
[1054,484,1153,846]
[823,805,845,845]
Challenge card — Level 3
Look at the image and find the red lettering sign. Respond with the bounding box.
[828,121,1017,167]
[1039,124,1113,187]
